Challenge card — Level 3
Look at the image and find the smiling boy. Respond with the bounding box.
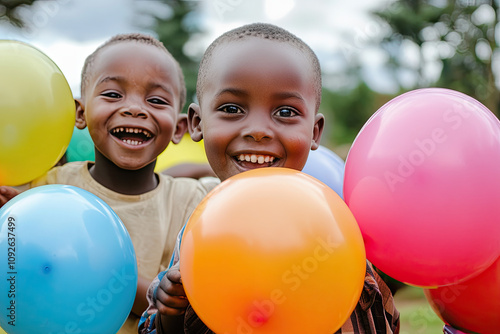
[140,23,399,334]
[0,33,218,333]
[189,31,322,181]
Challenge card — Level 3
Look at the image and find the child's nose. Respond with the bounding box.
[241,115,273,142]
[120,104,147,119]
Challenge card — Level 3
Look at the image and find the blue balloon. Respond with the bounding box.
[0,185,137,333]
[66,126,95,162]
[302,145,345,198]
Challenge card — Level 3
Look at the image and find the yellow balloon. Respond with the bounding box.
[0,40,75,186]
[154,133,208,172]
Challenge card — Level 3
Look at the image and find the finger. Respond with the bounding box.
[166,262,182,284]
[156,301,186,316]
[157,287,189,308]
[156,288,189,316]
[159,275,186,298]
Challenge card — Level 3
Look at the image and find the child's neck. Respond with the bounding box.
[89,150,158,195]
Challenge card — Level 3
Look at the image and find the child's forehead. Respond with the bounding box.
[212,38,313,79]
[96,41,168,66]
[213,38,307,69]
[88,42,177,83]
[219,36,296,54]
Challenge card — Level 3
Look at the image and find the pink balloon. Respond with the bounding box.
[344,88,500,287]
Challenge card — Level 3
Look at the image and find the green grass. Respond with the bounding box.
[394,286,445,334]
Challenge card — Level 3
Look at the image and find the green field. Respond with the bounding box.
[395,286,446,333]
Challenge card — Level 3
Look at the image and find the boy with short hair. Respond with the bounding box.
[139,23,399,334]
[0,33,218,333]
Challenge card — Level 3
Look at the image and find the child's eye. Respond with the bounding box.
[219,105,242,114]
[101,91,122,99]
[275,107,298,118]
[148,97,168,105]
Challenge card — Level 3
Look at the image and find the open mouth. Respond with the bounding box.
[236,154,277,166]
[111,127,153,146]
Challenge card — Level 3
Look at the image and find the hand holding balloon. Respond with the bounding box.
[156,262,189,317]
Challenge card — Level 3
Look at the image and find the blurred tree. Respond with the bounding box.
[374,0,499,115]
[320,52,396,148]
[146,0,203,113]
[321,83,376,145]
[0,0,37,27]
[321,82,394,150]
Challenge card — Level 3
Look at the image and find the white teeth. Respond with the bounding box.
[237,154,275,164]
[112,127,152,138]
[124,139,142,146]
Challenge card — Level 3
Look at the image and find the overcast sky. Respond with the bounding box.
[0,0,396,97]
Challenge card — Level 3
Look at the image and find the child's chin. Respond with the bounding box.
[114,159,150,171]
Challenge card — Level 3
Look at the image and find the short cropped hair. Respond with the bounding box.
[197,23,322,111]
[80,33,186,112]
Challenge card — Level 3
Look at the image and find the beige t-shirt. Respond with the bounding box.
[30,161,219,333]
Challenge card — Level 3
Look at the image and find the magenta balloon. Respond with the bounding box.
[344,88,500,287]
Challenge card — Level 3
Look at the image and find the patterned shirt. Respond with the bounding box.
[139,227,400,334]
[443,325,466,334]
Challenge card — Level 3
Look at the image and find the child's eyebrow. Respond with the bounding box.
[216,88,304,102]
[271,91,305,102]
[145,82,174,96]
[96,75,123,86]
[96,76,174,96]
[215,87,248,98]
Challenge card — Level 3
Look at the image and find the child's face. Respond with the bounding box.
[77,42,184,170]
[190,38,324,181]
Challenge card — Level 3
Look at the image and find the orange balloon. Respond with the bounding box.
[180,168,366,334]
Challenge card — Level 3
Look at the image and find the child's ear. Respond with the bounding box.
[187,103,203,142]
[75,98,87,129]
[172,114,188,144]
[311,113,325,150]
